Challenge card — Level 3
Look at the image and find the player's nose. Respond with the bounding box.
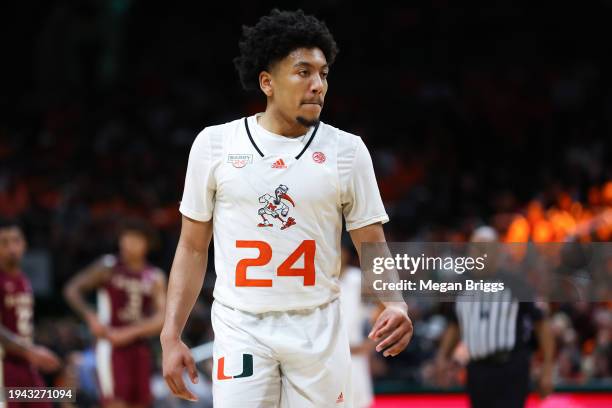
[310,74,324,94]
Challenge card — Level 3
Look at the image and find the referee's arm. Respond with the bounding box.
[437,321,460,362]
[434,308,460,382]
[534,317,555,397]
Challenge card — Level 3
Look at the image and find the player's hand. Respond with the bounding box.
[538,364,554,398]
[25,345,61,373]
[161,336,199,401]
[369,304,413,357]
[433,355,451,387]
[85,312,108,338]
[106,327,137,348]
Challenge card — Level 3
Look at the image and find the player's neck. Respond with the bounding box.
[259,109,309,138]
[122,257,146,272]
[0,263,20,276]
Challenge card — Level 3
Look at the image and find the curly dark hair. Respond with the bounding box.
[234,9,339,91]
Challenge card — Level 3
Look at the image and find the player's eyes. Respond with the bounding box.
[321,71,329,79]
[298,70,309,77]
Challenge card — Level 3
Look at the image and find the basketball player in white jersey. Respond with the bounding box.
[161,9,413,407]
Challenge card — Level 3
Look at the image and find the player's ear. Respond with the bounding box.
[259,70,273,97]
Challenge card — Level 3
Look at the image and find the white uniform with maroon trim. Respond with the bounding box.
[180,113,388,407]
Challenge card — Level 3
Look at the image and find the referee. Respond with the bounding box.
[435,226,554,408]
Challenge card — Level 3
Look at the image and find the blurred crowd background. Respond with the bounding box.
[2,0,611,405]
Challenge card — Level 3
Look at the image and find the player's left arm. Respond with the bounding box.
[107,269,167,347]
[349,223,413,357]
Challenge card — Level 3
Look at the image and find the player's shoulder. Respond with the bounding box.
[100,254,118,269]
[319,122,360,145]
[318,121,364,156]
[191,117,246,155]
[318,122,369,168]
[94,254,117,282]
[199,117,244,136]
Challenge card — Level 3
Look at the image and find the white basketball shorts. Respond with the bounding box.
[211,298,353,407]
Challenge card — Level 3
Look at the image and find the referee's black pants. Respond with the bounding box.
[466,349,530,408]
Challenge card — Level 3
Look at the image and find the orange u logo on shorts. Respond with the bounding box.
[217,353,254,380]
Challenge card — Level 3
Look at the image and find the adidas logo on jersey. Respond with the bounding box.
[271,158,287,169]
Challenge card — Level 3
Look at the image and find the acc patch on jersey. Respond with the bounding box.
[227,154,253,168]
[257,184,297,230]
[312,151,326,163]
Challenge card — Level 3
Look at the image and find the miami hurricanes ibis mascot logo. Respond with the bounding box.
[257,184,296,230]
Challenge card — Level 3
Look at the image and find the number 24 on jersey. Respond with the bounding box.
[235,240,316,287]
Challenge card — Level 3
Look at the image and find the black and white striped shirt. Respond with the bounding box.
[450,289,543,360]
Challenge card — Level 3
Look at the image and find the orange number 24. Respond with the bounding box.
[236,240,316,287]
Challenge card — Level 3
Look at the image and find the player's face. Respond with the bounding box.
[270,47,329,127]
[119,231,148,262]
[0,227,26,269]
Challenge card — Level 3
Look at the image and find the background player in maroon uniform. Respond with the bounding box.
[0,219,60,408]
[64,220,167,408]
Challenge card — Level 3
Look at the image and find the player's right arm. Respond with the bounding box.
[63,256,113,337]
[160,215,212,402]
[0,324,28,354]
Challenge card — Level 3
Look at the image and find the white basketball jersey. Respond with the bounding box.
[180,114,388,313]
